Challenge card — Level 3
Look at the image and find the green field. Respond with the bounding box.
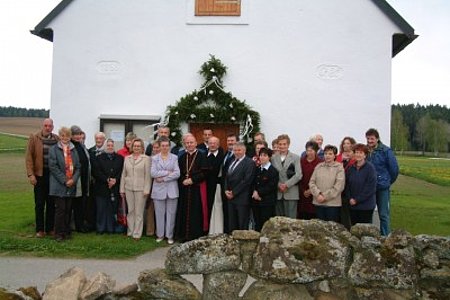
[397,155,450,186]
[0,133,28,152]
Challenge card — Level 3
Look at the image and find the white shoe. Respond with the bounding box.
[168,239,174,245]
[156,237,164,243]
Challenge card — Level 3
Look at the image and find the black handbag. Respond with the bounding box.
[286,163,296,179]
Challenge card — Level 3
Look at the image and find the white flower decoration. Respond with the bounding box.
[210,114,215,118]
[209,90,214,95]
[190,114,196,119]
[210,68,215,73]
[231,116,236,121]
[193,96,199,101]
[212,75,217,80]
[229,103,234,108]
[174,111,179,115]
[171,132,176,137]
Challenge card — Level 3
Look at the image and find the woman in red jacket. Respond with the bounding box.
[297,141,323,220]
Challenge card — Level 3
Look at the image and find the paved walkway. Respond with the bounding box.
[0,246,202,293]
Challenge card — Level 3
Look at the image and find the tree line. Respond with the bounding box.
[1,104,448,153]
[0,106,49,118]
[391,104,450,154]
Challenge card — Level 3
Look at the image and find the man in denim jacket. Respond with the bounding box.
[366,128,399,236]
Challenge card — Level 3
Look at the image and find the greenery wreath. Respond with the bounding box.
[163,55,261,146]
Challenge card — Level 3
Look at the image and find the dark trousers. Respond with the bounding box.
[54,197,73,237]
[34,169,55,233]
[340,197,352,230]
[315,206,341,222]
[96,195,115,233]
[72,196,86,231]
[221,184,230,234]
[228,203,250,232]
[350,209,374,226]
[252,205,275,232]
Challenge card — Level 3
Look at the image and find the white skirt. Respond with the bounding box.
[208,183,224,235]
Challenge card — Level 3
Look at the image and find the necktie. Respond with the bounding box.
[229,158,240,173]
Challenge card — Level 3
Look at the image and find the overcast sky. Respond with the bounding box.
[0,0,449,109]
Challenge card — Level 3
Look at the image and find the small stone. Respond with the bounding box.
[242,280,313,300]
[43,267,87,300]
[202,270,247,300]
[79,272,115,300]
[17,286,41,300]
[350,223,380,239]
[138,268,201,300]
[112,283,138,295]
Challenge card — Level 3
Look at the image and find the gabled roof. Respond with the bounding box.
[30,0,417,57]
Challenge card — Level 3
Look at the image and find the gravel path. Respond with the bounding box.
[0,246,202,294]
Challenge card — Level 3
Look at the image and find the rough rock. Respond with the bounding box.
[138,268,201,300]
[0,288,26,300]
[232,230,260,272]
[202,270,247,300]
[242,280,313,300]
[17,286,41,300]
[349,229,417,289]
[350,223,381,239]
[111,283,139,295]
[165,234,240,274]
[250,217,351,283]
[314,292,343,300]
[80,272,115,300]
[42,267,87,300]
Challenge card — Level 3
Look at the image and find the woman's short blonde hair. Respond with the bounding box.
[131,138,145,154]
[58,126,72,137]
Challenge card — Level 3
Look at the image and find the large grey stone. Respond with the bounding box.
[165,234,240,274]
[42,267,87,300]
[250,217,351,283]
[138,268,201,300]
[80,272,115,300]
[349,229,418,289]
[242,280,313,300]
[202,270,247,300]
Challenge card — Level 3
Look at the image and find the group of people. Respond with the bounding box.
[26,118,399,243]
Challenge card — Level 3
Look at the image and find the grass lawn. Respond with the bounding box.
[0,152,163,259]
[397,155,450,186]
[0,133,28,152]
[390,175,450,236]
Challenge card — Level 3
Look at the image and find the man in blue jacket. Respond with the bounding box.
[366,128,399,236]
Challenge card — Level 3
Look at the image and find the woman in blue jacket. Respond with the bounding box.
[345,144,377,225]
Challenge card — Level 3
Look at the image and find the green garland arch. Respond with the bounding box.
[163,55,261,146]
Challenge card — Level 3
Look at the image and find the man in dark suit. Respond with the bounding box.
[205,136,224,221]
[197,128,213,153]
[224,142,255,232]
[221,133,238,233]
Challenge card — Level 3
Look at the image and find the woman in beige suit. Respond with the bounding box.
[120,138,151,240]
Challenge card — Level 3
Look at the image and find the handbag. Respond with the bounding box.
[286,163,296,179]
[117,195,127,227]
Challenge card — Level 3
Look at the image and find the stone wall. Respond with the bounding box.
[2,217,449,299]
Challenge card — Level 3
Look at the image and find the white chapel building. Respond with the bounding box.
[32,0,416,151]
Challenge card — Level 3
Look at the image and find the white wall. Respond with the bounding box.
[47,0,402,151]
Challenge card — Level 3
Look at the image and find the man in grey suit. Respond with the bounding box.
[271,134,302,218]
[224,142,255,232]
